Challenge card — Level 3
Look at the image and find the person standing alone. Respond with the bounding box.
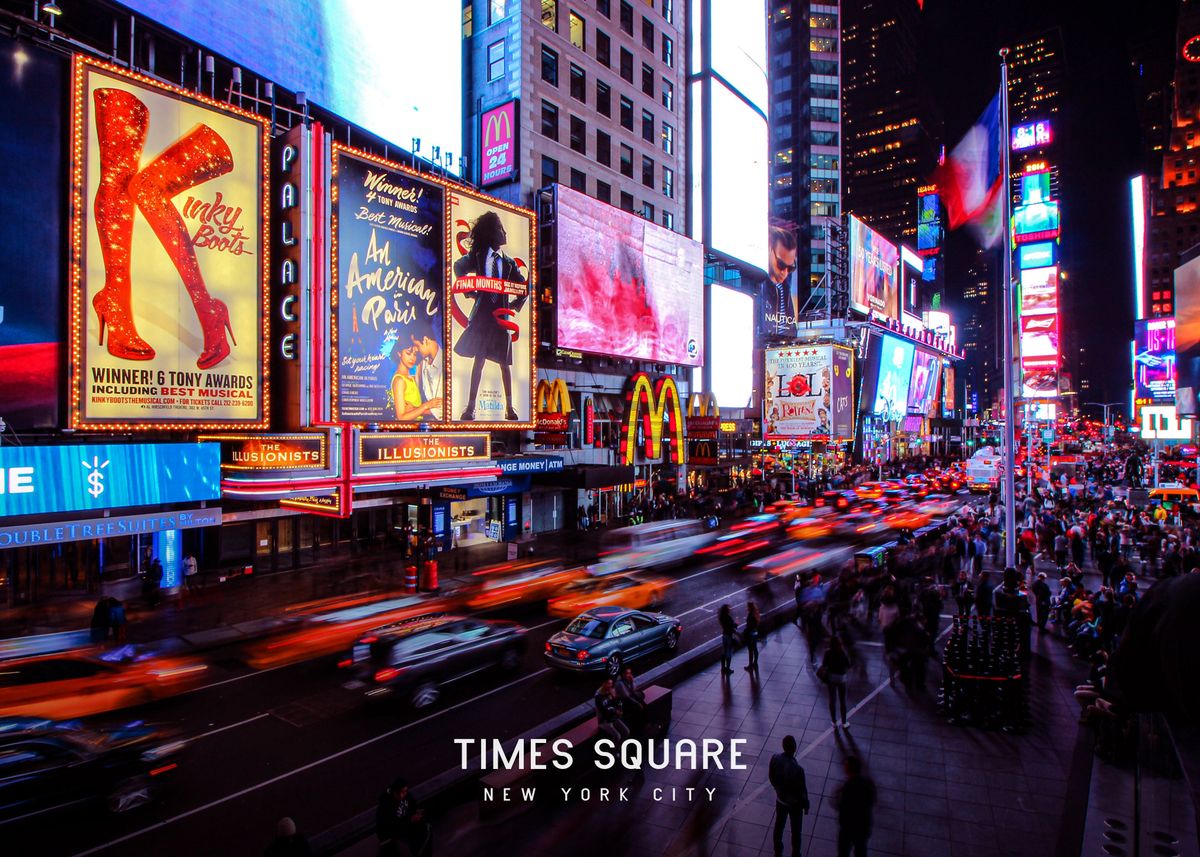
[836,756,876,857]
[768,735,809,857]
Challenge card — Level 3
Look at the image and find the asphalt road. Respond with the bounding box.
[7,537,867,857]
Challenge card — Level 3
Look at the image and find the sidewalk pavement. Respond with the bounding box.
[0,528,598,654]
[431,611,1090,857]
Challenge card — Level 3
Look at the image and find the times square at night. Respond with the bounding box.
[2,1,1200,856]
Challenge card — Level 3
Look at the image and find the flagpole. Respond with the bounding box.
[999,48,1017,570]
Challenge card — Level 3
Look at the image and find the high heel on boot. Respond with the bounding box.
[93,289,155,360]
[195,298,236,370]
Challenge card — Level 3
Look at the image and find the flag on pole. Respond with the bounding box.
[934,94,1005,249]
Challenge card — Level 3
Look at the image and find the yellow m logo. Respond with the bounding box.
[621,373,684,465]
[535,379,571,415]
[687,392,719,418]
[483,108,512,148]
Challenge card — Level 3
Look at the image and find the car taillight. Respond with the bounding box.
[544,641,552,652]
[361,636,378,644]
[148,763,178,777]
[338,658,352,669]
[374,667,401,683]
[577,650,589,661]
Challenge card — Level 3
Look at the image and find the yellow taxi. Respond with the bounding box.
[0,648,207,719]
[787,508,836,540]
[465,561,588,611]
[546,573,671,618]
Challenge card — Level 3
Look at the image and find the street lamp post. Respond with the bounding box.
[1083,401,1124,437]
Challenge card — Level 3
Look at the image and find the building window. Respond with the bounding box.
[570,11,586,49]
[570,115,587,153]
[541,100,559,140]
[642,16,655,51]
[641,63,655,96]
[598,0,611,16]
[641,109,655,143]
[596,29,611,66]
[662,0,673,23]
[597,130,612,166]
[620,190,635,211]
[661,122,674,154]
[641,200,655,220]
[570,64,586,101]
[542,0,558,30]
[488,0,506,25]
[661,78,673,110]
[620,1,633,34]
[662,165,674,198]
[662,210,674,230]
[570,167,587,192]
[542,45,559,85]
[486,40,505,82]
[620,95,634,129]
[542,155,559,185]
[596,81,612,116]
[597,180,612,203]
[642,154,654,187]
[661,34,673,67]
[620,47,634,82]
[620,143,634,177]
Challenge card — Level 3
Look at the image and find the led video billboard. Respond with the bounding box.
[1020,266,1059,315]
[1177,253,1200,416]
[709,81,769,272]
[1011,120,1052,151]
[118,1,463,175]
[907,350,941,416]
[1022,363,1058,399]
[1018,241,1057,271]
[943,364,957,417]
[763,345,854,440]
[1134,317,1176,407]
[556,185,704,366]
[70,57,269,430]
[1020,314,1059,359]
[1019,171,1050,205]
[872,334,915,418]
[849,216,899,319]
[710,285,754,409]
[1013,200,1061,242]
[709,0,768,112]
[900,245,922,323]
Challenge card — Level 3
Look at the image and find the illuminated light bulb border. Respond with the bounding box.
[67,54,272,432]
[327,141,538,432]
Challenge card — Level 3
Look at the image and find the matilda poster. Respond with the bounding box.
[332,147,446,425]
[447,188,535,427]
[71,57,268,428]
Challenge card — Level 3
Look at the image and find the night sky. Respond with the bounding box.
[921,0,1178,406]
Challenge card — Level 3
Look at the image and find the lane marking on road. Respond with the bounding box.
[71,666,552,857]
[190,712,271,741]
[184,661,296,695]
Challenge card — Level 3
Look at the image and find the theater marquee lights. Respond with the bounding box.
[620,373,684,466]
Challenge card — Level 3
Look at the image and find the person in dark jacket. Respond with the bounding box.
[768,735,809,857]
[836,756,876,857]
[594,679,630,741]
[375,778,431,857]
[744,602,762,671]
[1031,572,1053,630]
[822,635,852,728]
[90,598,111,645]
[263,817,312,857]
[974,571,994,617]
[615,667,646,732]
[954,571,974,616]
[719,604,737,675]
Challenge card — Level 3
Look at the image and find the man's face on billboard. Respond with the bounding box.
[769,244,798,286]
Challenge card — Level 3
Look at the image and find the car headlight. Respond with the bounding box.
[141,740,186,762]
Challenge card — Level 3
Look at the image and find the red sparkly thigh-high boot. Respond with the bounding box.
[128,124,236,370]
[91,88,154,360]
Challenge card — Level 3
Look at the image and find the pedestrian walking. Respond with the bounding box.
[108,598,127,645]
[89,597,111,645]
[375,778,431,857]
[820,635,852,729]
[768,735,809,857]
[719,604,738,675]
[836,756,876,857]
[1031,572,1052,630]
[143,556,164,608]
[974,571,994,617]
[744,602,761,671]
[263,817,312,857]
[183,553,199,592]
[954,570,974,616]
[615,667,646,733]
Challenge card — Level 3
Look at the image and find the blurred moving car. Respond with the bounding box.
[344,615,526,709]
[0,717,186,818]
[596,519,717,573]
[854,482,887,500]
[464,561,587,611]
[746,544,853,578]
[695,514,785,560]
[787,507,836,540]
[543,606,682,676]
[242,591,457,669]
[0,647,207,720]
[883,507,933,532]
[546,574,670,618]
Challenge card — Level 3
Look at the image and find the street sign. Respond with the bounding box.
[1041,429,1055,443]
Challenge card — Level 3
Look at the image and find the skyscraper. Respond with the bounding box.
[842,0,940,246]
[767,1,841,309]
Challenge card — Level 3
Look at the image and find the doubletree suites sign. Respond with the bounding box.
[357,433,491,467]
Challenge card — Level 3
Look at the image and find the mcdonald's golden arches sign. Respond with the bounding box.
[621,372,684,465]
